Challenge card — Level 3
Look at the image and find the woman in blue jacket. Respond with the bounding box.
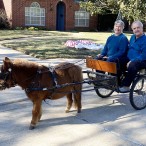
[97,20,129,62]
[96,20,129,85]
[119,20,146,92]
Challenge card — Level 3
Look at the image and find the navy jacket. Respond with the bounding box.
[101,33,129,62]
[128,34,146,61]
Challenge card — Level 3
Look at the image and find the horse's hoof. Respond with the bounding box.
[65,109,69,113]
[29,125,35,130]
[77,109,81,113]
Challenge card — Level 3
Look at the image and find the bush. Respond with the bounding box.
[27,27,39,31]
[0,9,10,29]
[15,27,23,30]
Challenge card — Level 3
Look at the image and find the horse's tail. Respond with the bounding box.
[68,65,83,88]
[68,65,82,112]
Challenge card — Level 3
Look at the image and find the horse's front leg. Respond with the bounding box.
[29,100,42,130]
[65,93,73,113]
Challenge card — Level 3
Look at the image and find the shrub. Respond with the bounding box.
[0,9,10,29]
[27,27,39,31]
[15,27,23,30]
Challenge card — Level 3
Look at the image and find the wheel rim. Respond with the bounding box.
[94,86,114,98]
[131,78,146,109]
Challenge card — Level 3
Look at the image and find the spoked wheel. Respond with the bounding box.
[130,76,146,110]
[94,87,114,98]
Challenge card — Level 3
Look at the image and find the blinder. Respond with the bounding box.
[0,67,16,90]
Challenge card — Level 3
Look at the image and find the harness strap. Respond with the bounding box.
[48,67,58,86]
[25,79,94,93]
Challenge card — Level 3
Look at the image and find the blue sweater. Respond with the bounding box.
[127,34,146,61]
[101,33,129,62]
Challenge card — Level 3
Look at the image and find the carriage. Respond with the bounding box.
[84,56,146,110]
[0,56,146,129]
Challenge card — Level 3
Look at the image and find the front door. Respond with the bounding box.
[56,2,65,31]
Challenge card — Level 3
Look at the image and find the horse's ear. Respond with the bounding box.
[3,57,13,68]
[4,57,12,63]
[5,57,10,61]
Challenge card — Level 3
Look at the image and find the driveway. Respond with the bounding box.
[0,39,145,146]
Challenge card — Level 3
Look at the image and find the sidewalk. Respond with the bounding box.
[0,41,146,146]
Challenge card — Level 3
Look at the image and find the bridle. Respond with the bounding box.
[0,66,17,90]
[0,61,40,90]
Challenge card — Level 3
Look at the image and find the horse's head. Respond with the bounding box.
[0,57,16,90]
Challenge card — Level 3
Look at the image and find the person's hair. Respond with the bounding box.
[114,20,125,29]
[131,20,143,28]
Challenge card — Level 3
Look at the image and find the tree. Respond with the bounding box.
[120,0,146,23]
[80,0,119,15]
[80,0,146,24]
[0,9,10,29]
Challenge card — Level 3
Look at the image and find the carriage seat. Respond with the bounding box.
[86,56,117,74]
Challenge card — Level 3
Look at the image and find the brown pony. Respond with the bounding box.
[0,57,83,129]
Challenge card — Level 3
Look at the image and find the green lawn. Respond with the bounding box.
[0,30,132,59]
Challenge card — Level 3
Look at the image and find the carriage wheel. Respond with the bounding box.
[94,87,114,98]
[130,76,146,110]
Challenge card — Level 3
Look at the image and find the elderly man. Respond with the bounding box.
[119,20,146,92]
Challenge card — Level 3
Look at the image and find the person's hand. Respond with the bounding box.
[103,56,108,59]
[97,54,103,59]
[97,54,102,57]
[127,61,131,68]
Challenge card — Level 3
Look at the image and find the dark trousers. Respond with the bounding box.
[121,60,146,87]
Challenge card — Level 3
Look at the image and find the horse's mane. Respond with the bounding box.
[13,59,39,69]
[12,59,81,79]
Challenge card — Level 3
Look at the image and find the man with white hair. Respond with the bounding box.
[119,20,146,92]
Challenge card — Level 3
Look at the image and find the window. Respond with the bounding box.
[25,2,45,26]
[75,10,89,27]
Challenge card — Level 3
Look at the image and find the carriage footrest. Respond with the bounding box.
[84,70,117,90]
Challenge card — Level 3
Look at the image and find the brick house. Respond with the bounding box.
[1,0,97,31]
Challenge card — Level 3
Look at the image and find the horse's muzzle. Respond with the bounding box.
[0,72,4,80]
[0,72,8,90]
[0,80,6,90]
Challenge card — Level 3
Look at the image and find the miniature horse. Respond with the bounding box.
[0,57,83,129]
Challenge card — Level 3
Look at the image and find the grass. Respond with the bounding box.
[0,30,132,59]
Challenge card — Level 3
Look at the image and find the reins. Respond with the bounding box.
[25,77,115,95]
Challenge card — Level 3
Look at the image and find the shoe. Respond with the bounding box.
[119,86,130,92]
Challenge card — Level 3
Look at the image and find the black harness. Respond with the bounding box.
[25,66,59,93]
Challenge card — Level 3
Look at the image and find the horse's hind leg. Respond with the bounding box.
[65,93,73,113]
[38,106,42,122]
[30,100,42,130]
[74,91,82,113]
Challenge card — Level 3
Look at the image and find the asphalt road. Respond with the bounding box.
[0,39,146,146]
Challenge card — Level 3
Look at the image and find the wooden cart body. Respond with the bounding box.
[84,56,146,110]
